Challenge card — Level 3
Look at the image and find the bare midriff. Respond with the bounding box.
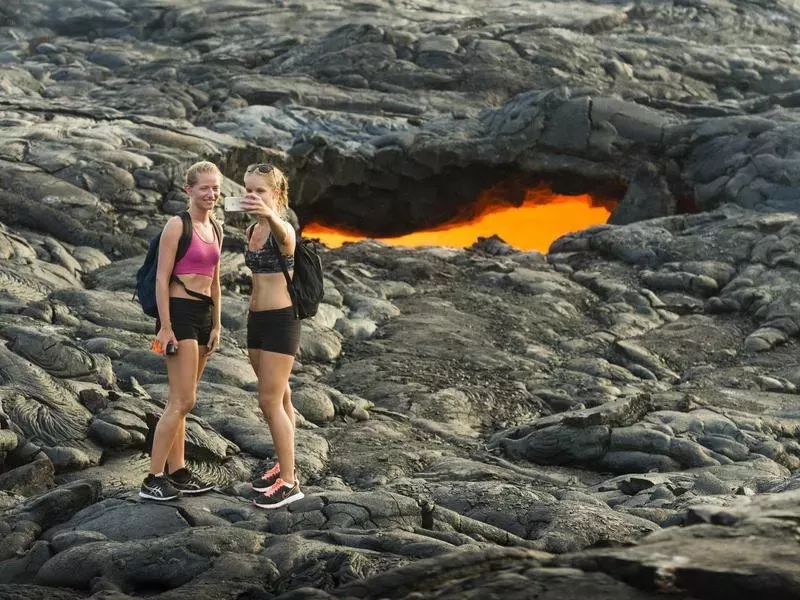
[170,274,213,299]
[250,272,294,311]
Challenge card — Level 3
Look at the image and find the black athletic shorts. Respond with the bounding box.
[155,297,213,346]
[247,306,301,356]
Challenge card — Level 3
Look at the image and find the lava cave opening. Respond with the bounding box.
[298,169,624,252]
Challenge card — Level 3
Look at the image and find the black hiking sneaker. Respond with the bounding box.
[139,474,181,501]
[253,478,304,509]
[167,467,214,495]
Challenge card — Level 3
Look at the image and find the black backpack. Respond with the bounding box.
[133,211,222,317]
[247,224,324,319]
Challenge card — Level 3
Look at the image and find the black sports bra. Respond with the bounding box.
[245,231,294,274]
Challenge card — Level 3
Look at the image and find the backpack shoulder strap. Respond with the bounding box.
[175,211,193,262]
[210,217,223,249]
[269,235,299,319]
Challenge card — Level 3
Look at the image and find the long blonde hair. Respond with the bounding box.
[245,163,289,216]
[185,161,222,187]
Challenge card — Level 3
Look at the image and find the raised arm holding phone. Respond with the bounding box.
[238,163,305,509]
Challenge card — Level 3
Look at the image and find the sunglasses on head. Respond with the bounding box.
[246,163,275,174]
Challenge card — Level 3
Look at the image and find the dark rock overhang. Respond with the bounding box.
[259,89,685,236]
[248,88,800,238]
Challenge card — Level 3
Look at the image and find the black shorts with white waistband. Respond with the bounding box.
[247,306,301,356]
[155,297,213,346]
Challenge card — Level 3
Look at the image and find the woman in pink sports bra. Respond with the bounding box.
[139,161,223,502]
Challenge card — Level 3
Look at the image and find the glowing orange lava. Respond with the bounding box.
[304,186,612,252]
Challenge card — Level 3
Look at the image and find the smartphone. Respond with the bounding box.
[224,196,247,212]
[151,339,178,355]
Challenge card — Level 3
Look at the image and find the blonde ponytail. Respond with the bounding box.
[269,168,290,216]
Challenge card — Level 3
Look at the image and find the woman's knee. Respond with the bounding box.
[258,391,280,410]
[166,394,196,415]
[259,388,285,412]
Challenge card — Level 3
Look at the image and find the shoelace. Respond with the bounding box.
[264,478,290,497]
[261,463,280,480]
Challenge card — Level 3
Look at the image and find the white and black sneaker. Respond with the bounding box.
[139,474,181,501]
[167,467,214,495]
[253,478,304,510]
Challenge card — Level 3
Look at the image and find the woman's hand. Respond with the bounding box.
[154,326,178,356]
[241,192,276,219]
[206,327,221,354]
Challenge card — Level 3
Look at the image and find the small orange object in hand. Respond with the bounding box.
[151,339,163,354]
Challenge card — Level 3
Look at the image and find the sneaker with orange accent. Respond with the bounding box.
[251,463,281,492]
[253,478,304,509]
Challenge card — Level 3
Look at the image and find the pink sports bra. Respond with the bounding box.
[173,229,220,278]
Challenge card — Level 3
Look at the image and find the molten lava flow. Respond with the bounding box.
[304,185,612,252]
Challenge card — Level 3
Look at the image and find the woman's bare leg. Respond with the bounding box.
[150,340,199,475]
[250,349,296,463]
[165,346,209,473]
[256,350,296,483]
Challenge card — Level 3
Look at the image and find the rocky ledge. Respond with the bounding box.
[1,1,800,599]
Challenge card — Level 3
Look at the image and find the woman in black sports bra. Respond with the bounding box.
[240,163,304,510]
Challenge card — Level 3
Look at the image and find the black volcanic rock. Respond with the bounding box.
[1,0,800,598]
